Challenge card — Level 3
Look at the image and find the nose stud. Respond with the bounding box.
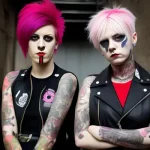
[38,46,45,51]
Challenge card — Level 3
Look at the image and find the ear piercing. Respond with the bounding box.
[133,43,136,47]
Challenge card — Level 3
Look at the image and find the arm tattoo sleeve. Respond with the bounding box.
[2,71,21,150]
[2,71,19,133]
[4,135,22,150]
[74,76,95,139]
[35,73,77,149]
[99,126,150,149]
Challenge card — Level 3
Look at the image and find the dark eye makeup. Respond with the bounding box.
[112,34,126,42]
[30,34,54,42]
[30,34,39,41]
[43,35,53,42]
[100,39,109,50]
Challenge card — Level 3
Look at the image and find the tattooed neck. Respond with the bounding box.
[111,51,135,83]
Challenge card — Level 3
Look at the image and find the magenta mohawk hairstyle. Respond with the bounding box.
[17,0,65,57]
[86,7,136,50]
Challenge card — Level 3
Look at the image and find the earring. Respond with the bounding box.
[133,43,136,47]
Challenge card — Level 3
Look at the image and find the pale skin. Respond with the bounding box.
[32,25,77,150]
[74,76,117,150]
[34,73,77,150]
[75,73,150,149]
[2,71,77,150]
[75,17,150,149]
[2,71,22,150]
[2,25,77,150]
[88,126,150,149]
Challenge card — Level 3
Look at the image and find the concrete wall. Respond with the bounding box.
[0,1,7,85]
[0,0,16,86]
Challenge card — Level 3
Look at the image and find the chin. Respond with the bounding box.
[110,59,126,66]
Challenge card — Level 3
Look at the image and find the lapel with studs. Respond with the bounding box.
[123,63,150,115]
[91,65,123,116]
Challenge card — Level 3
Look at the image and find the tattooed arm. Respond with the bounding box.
[1,71,22,150]
[34,73,77,150]
[75,76,117,149]
[88,125,150,149]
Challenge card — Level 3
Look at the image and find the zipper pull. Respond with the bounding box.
[118,122,122,130]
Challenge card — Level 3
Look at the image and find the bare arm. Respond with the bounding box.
[1,71,22,150]
[88,125,150,149]
[74,76,117,150]
[34,73,77,150]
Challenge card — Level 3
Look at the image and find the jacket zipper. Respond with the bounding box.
[39,86,46,127]
[19,75,33,134]
[98,100,101,125]
[118,92,150,129]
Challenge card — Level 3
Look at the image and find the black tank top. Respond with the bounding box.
[22,75,51,136]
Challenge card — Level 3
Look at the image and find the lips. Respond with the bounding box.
[37,52,46,56]
[111,54,119,58]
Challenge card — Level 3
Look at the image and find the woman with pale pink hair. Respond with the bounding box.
[75,6,150,150]
[1,0,79,150]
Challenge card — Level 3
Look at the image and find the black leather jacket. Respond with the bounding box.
[90,62,150,150]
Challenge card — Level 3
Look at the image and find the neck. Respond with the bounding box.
[111,52,135,81]
[31,58,54,78]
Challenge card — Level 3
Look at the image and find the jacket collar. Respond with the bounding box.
[91,62,150,88]
[90,62,150,116]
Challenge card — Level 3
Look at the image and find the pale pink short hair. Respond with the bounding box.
[86,7,136,50]
[17,0,65,57]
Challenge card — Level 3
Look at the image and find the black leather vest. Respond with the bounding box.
[89,63,150,150]
[11,63,79,150]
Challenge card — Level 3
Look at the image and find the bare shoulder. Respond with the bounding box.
[77,76,96,104]
[60,72,77,82]
[58,73,77,88]
[4,70,20,82]
[82,76,96,87]
[3,71,20,92]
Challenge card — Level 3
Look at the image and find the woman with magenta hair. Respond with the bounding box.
[1,0,79,150]
[75,6,150,150]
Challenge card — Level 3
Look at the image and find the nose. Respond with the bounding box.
[108,40,116,53]
[108,47,116,53]
[38,46,45,51]
[38,38,45,51]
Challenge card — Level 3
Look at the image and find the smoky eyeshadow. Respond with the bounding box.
[43,35,53,42]
[30,34,39,41]
[100,39,109,51]
[112,34,126,42]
